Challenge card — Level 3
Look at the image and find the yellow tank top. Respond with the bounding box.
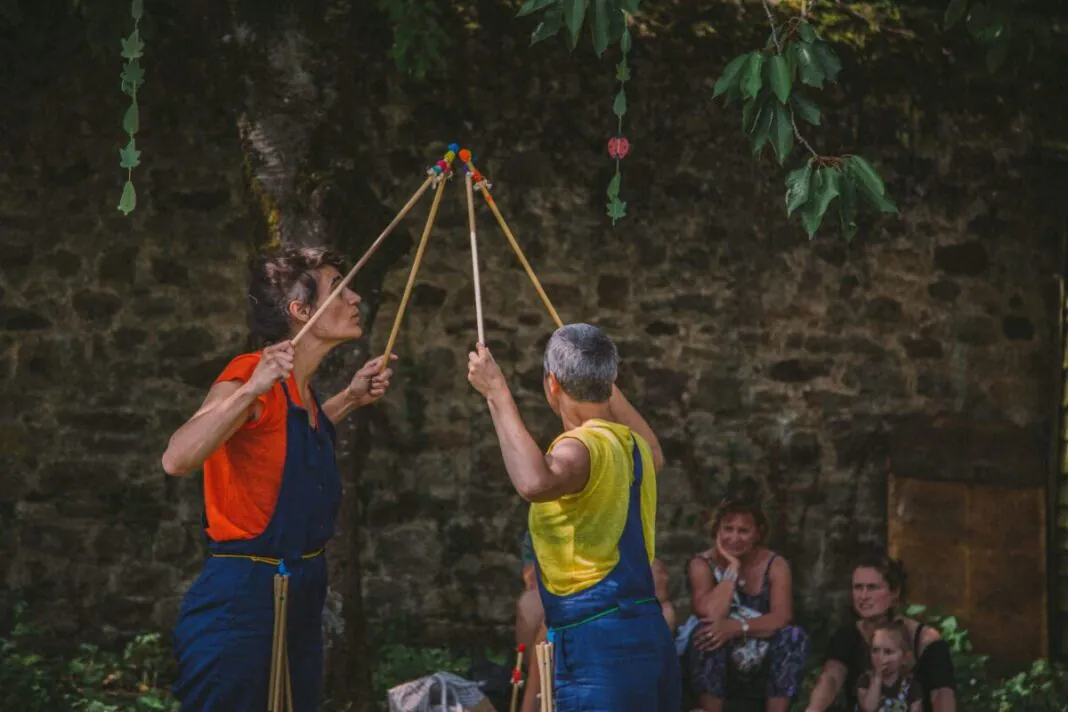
[528,419,657,597]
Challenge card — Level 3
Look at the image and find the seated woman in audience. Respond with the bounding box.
[804,550,956,712]
[685,479,809,712]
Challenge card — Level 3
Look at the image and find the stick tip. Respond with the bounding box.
[448,143,460,153]
[458,148,472,163]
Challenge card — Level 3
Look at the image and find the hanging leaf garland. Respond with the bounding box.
[713,4,897,241]
[606,25,631,223]
[118,0,145,215]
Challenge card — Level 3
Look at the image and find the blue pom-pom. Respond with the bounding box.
[448,143,460,152]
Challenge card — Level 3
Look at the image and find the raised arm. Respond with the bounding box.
[161,342,291,476]
[468,344,590,502]
[687,556,735,622]
[805,660,848,712]
[856,672,881,712]
[607,385,664,472]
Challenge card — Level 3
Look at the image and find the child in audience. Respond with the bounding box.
[856,620,923,712]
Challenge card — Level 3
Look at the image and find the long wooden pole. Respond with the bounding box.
[465,170,486,345]
[459,152,563,329]
[380,176,448,367]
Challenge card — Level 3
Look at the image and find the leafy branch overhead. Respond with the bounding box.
[713,4,896,240]
[117,0,144,215]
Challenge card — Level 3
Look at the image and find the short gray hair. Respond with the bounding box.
[543,323,618,402]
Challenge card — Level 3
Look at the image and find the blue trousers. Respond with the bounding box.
[173,556,327,712]
[552,605,681,711]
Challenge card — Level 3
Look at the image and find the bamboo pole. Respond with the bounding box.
[465,170,486,345]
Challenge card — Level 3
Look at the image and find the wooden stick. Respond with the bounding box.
[268,575,283,711]
[535,643,546,712]
[281,576,293,712]
[508,644,525,712]
[463,159,563,329]
[465,170,486,345]
[291,174,435,346]
[544,641,554,711]
[380,176,448,368]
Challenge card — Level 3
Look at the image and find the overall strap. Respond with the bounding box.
[279,379,296,407]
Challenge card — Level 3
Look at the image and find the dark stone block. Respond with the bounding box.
[839,274,860,298]
[172,188,230,211]
[597,275,630,310]
[160,327,215,359]
[846,357,907,396]
[37,460,115,495]
[518,312,542,326]
[134,296,177,318]
[58,410,145,433]
[934,241,989,276]
[639,367,690,403]
[927,279,961,302]
[73,290,122,323]
[98,246,139,284]
[804,390,858,411]
[1,241,34,270]
[917,371,956,399]
[901,336,944,360]
[113,327,147,350]
[179,356,233,388]
[786,432,822,469]
[411,283,447,309]
[1003,316,1034,341]
[0,306,50,330]
[51,249,82,277]
[956,316,998,346]
[151,258,190,287]
[769,359,829,383]
[646,321,677,336]
[697,374,742,413]
[864,296,903,323]
[814,243,847,267]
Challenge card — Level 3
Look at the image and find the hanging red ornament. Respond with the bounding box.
[608,136,630,160]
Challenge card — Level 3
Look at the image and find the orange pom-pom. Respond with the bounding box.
[472,171,483,183]
[459,149,472,163]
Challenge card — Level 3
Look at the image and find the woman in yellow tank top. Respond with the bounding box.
[468,323,681,711]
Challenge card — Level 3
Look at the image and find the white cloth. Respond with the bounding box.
[387,672,490,712]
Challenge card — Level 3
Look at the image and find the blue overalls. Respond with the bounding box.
[173,381,342,712]
[534,440,681,711]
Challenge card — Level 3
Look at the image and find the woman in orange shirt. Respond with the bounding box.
[162,245,395,712]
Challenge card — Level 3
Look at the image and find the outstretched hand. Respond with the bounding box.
[467,343,508,399]
[346,353,398,407]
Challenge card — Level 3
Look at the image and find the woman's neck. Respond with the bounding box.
[290,336,331,391]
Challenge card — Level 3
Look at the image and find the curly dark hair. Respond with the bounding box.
[706,477,769,544]
[247,245,347,346]
[853,547,909,603]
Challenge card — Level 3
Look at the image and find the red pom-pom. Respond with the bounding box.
[608,136,630,160]
[517,643,526,653]
[512,669,522,683]
[472,171,484,183]
[459,149,472,163]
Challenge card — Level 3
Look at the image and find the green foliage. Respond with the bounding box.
[605,25,632,223]
[377,0,451,79]
[0,603,179,711]
[370,643,473,699]
[713,5,896,240]
[116,0,143,216]
[943,0,1051,73]
[517,0,634,56]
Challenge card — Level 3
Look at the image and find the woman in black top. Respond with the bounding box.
[804,550,956,712]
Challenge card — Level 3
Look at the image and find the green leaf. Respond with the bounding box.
[966,2,1004,43]
[517,0,556,18]
[120,30,144,60]
[846,155,886,196]
[813,42,843,83]
[117,180,137,215]
[839,171,858,240]
[750,100,774,155]
[119,139,141,169]
[121,59,145,93]
[607,172,621,198]
[620,26,632,53]
[607,198,627,221]
[741,52,765,100]
[768,54,791,103]
[123,103,139,134]
[590,0,613,56]
[615,61,630,81]
[785,161,813,217]
[945,0,969,28]
[791,93,820,125]
[131,0,143,21]
[800,166,840,238]
[613,89,627,117]
[564,0,588,50]
[713,53,750,99]
[796,44,824,88]
[620,0,639,13]
[859,183,899,213]
[798,21,817,43]
[530,7,563,44]
[771,104,794,164]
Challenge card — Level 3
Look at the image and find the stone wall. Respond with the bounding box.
[1,1,1066,665]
